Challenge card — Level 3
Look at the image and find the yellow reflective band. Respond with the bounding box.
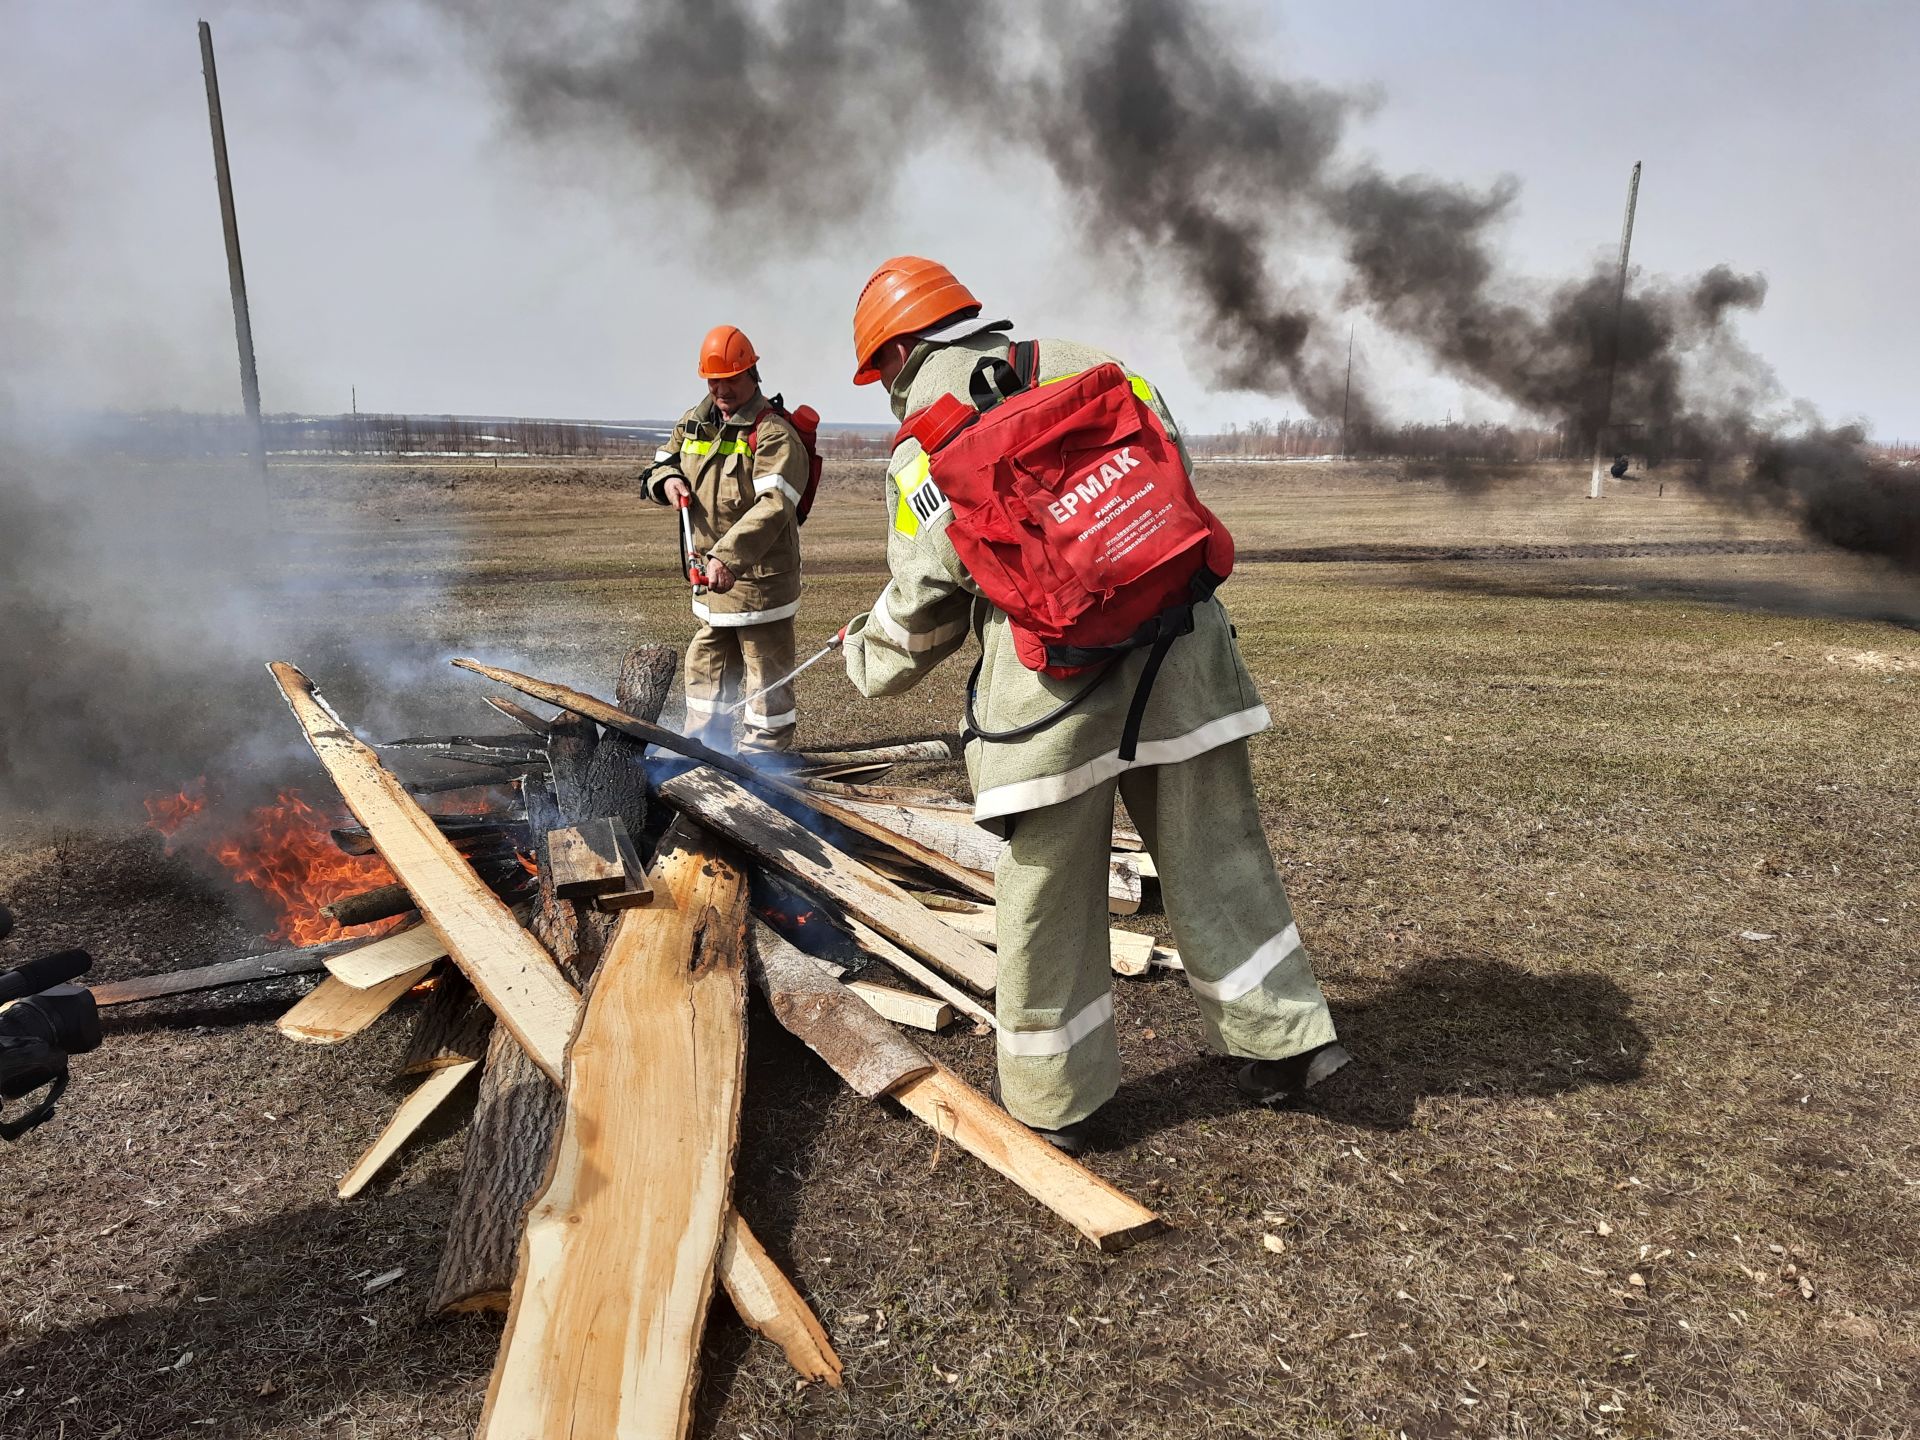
[892,453,940,537]
[682,437,750,456]
[1032,371,1156,405]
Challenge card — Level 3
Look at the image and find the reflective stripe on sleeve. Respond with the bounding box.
[1184,923,1303,1004]
[871,586,968,654]
[692,595,802,627]
[754,474,803,507]
[654,447,674,462]
[997,992,1115,1058]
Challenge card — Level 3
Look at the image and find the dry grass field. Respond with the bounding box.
[1,457,1915,1438]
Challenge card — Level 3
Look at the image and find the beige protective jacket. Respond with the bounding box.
[842,331,1270,833]
[643,393,807,627]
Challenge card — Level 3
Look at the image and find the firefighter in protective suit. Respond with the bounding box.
[841,257,1350,1153]
[641,325,810,752]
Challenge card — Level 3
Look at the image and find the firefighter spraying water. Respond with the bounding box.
[833,256,1352,1154]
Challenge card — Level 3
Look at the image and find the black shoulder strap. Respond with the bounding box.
[1008,339,1041,389]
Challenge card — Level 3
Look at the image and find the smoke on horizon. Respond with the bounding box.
[424,0,1916,571]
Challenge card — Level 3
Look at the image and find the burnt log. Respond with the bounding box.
[399,968,496,1075]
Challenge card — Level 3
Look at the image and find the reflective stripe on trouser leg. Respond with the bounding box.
[683,622,742,750]
[736,616,798,753]
[1117,738,1337,1060]
[993,778,1122,1130]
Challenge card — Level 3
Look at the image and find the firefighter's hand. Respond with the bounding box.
[704,555,737,593]
[661,475,691,506]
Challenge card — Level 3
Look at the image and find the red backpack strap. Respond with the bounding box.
[1007,339,1041,389]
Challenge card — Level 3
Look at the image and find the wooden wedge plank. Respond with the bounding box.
[324,923,449,989]
[89,941,355,1007]
[269,662,582,1082]
[278,964,433,1044]
[795,740,954,767]
[890,1064,1165,1252]
[337,1059,479,1199]
[452,659,994,900]
[660,769,998,996]
[848,980,951,1031]
[476,831,751,1440]
[718,1221,844,1387]
[750,922,934,1097]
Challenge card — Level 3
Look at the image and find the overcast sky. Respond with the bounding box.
[4,0,1916,438]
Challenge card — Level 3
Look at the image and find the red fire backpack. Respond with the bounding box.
[749,395,824,523]
[897,343,1235,759]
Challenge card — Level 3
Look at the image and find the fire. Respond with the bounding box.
[146,778,399,946]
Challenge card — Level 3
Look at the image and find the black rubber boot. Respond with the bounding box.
[1234,1041,1354,1106]
[990,1074,1095,1156]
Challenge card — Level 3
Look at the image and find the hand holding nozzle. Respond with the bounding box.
[675,491,708,590]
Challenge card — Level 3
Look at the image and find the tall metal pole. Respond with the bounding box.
[1588,161,1641,500]
[198,20,267,482]
[1340,323,1354,459]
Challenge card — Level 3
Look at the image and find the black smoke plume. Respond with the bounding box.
[428,0,1916,571]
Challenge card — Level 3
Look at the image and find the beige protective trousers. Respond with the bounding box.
[684,617,798,753]
[993,737,1338,1130]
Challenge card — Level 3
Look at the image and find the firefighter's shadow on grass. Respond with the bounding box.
[1101,951,1651,1145]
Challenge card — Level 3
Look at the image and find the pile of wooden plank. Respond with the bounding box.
[176,642,1178,1437]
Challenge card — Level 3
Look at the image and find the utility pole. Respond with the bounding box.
[1340,323,1354,460]
[198,20,267,483]
[1588,161,1641,500]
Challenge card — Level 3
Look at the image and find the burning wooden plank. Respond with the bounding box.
[268,662,582,1078]
[276,663,826,1376]
[451,659,994,901]
[659,769,998,995]
[336,1059,479,1199]
[476,828,762,1437]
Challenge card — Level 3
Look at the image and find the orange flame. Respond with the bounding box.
[146,778,400,946]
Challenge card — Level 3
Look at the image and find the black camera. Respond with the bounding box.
[0,902,102,1140]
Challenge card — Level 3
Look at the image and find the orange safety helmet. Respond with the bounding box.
[851,256,981,385]
[698,324,759,380]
